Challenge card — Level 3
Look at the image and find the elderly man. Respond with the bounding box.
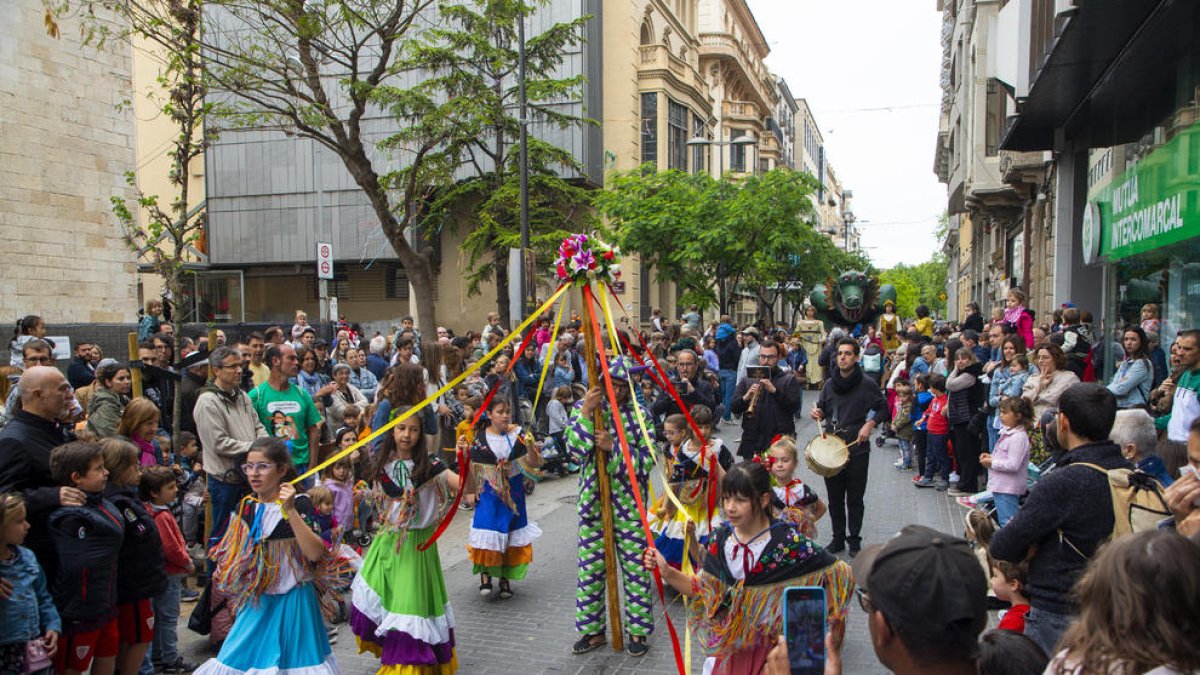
[650,349,715,420]
[366,335,390,380]
[0,366,78,579]
[194,346,267,543]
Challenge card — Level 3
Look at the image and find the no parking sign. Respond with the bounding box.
[317,242,334,280]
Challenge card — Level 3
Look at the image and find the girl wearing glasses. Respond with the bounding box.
[194,437,339,675]
[350,408,463,674]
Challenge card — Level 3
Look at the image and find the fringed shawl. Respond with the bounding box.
[470,431,529,513]
[686,521,854,656]
[372,459,451,550]
[210,494,348,620]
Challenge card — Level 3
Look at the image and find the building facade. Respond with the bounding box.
[999,0,1200,372]
[0,1,139,324]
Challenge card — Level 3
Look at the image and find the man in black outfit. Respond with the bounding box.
[651,349,716,419]
[731,339,803,460]
[812,337,885,557]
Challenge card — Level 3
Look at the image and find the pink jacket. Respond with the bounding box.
[987,425,1030,496]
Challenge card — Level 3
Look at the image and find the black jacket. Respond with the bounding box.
[961,312,984,333]
[179,368,208,436]
[104,485,167,602]
[716,335,741,371]
[816,366,886,456]
[651,369,717,419]
[947,362,985,426]
[67,357,96,389]
[0,409,74,579]
[731,366,803,457]
[47,494,124,632]
[990,441,1131,614]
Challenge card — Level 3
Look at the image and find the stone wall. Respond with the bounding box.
[0,1,139,325]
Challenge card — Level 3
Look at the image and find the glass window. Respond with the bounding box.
[692,114,707,174]
[731,139,746,173]
[667,100,688,170]
[641,92,658,167]
[180,271,244,323]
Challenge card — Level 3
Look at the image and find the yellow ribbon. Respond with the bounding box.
[293,284,570,484]
[595,289,695,674]
[530,296,567,414]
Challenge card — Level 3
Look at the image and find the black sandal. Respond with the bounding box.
[479,575,493,597]
[498,579,513,599]
[626,635,649,657]
[571,633,606,654]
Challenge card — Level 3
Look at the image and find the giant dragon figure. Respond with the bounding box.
[810,270,897,333]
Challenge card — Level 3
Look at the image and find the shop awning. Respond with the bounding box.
[1000,0,1177,152]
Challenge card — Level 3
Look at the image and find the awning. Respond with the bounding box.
[1001,0,1182,152]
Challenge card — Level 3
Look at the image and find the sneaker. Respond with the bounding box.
[180,587,200,602]
[947,488,971,498]
[934,478,950,492]
[459,501,475,511]
[956,496,977,509]
[160,658,198,673]
[893,459,906,469]
[913,477,934,488]
[949,472,960,484]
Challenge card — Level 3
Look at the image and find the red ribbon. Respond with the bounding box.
[582,285,686,675]
[602,283,720,526]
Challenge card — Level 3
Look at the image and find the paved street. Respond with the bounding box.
[178,405,976,674]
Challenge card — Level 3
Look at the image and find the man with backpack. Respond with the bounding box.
[989,383,1130,656]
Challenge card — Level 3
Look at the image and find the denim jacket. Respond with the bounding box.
[0,546,62,644]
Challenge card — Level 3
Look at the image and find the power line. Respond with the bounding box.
[815,103,938,114]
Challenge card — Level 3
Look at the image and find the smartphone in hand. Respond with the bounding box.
[783,586,826,675]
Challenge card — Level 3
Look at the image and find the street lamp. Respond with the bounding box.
[687,133,757,176]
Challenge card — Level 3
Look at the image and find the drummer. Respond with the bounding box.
[810,337,886,558]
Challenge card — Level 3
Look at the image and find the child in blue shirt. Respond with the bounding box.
[910,374,933,482]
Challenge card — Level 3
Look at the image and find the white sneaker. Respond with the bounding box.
[949,472,960,484]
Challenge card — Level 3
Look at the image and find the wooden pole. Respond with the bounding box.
[582,284,624,652]
[128,332,143,398]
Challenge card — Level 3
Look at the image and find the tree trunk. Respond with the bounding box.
[495,249,510,327]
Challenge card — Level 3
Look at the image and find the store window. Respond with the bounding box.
[177,270,245,323]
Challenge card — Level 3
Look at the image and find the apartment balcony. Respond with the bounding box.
[999,150,1049,185]
[698,31,774,109]
[723,100,760,123]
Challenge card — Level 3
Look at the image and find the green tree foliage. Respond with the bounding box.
[879,255,949,318]
[380,0,594,324]
[597,167,862,323]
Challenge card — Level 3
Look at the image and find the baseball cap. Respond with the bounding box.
[851,525,987,634]
[742,326,760,337]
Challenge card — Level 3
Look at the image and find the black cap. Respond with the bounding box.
[851,525,987,633]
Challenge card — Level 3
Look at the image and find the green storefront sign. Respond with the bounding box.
[1088,121,1200,261]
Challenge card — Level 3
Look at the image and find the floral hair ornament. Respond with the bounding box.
[751,453,776,470]
[554,233,621,287]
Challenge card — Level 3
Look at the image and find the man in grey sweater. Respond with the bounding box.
[193,346,267,544]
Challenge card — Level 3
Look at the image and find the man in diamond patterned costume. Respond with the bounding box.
[564,354,656,657]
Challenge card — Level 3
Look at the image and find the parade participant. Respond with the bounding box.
[878,300,901,352]
[731,340,803,461]
[566,355,655,656]
[651,406,732,570]
[811,338,885,557]
[195,437,339,675]
[350,410,461,674]
[643,462,852,674]
[466,397,542,599]
[766,436,826,539]
[796,306,827,389]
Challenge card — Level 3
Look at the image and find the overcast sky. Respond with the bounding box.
[745,0,946,269]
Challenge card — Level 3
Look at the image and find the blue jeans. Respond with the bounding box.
[898,438,913,467]
[206,474,248,546]
[925,433,950,480]
[1025,606,1075,657]
[149,575,183,666]
[993,492,1021,526]
[986,414,999,451]
[719,369,737,421]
